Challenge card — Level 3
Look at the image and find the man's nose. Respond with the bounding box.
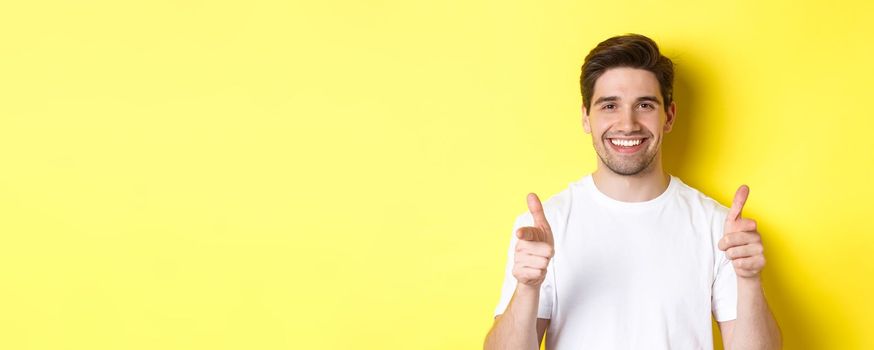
[615,109,642,133]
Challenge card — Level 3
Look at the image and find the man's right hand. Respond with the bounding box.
[512,193,555,288]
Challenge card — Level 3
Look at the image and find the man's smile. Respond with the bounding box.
[606,137,648,154]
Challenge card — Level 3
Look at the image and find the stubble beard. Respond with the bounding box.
[594,136,660,176]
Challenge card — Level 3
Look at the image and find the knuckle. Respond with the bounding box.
[730,232,741,242]
[731,248,744,259]
[514,254,527,265]
[732,259,744,268]
[533,243,550,256]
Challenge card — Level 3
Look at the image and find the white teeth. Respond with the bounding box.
[610,138,643,147]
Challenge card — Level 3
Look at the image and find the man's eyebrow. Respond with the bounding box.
[593,96,662,105]
[636,96,661,104]
[593,96,620,105]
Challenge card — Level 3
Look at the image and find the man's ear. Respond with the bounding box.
[663,101,676,133]
[582,104,591,134]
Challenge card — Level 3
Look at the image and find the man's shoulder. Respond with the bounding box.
[671,176,731,216]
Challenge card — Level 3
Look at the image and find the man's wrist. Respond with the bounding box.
[737,275,763,290]
[515,283,542,296]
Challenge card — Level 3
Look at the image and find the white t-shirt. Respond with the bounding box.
[494,174,737,349]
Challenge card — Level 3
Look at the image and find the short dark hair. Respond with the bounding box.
[580,33,674,115]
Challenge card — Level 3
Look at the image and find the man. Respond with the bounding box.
[483,34,781,349]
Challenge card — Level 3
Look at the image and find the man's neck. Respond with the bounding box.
[591,162,671,203]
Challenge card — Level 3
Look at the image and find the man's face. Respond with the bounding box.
[583,67,676,176]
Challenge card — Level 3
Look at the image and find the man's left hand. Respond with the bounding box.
[718,185,766,279]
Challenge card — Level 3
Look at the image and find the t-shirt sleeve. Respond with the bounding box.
[493,213,555,319]
[711,205,738,322]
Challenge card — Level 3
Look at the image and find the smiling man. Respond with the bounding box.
[483,34,781,349]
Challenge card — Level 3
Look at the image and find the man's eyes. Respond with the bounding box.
[600,103,655,111]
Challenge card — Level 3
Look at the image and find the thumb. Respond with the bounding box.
[727,184,750,223]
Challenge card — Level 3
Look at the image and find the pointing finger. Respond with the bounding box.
[718,231,762,251]
[516,226,545,242]
[527,193,554,239]
[727,185,750,222]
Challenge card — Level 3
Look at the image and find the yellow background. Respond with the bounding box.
[1,0,872,349]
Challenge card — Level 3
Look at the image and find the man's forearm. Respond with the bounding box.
[484,284,541,350]
[730,278,782,350]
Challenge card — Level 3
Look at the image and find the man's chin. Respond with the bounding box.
[602,155,654,176]
[607,165,648,176]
